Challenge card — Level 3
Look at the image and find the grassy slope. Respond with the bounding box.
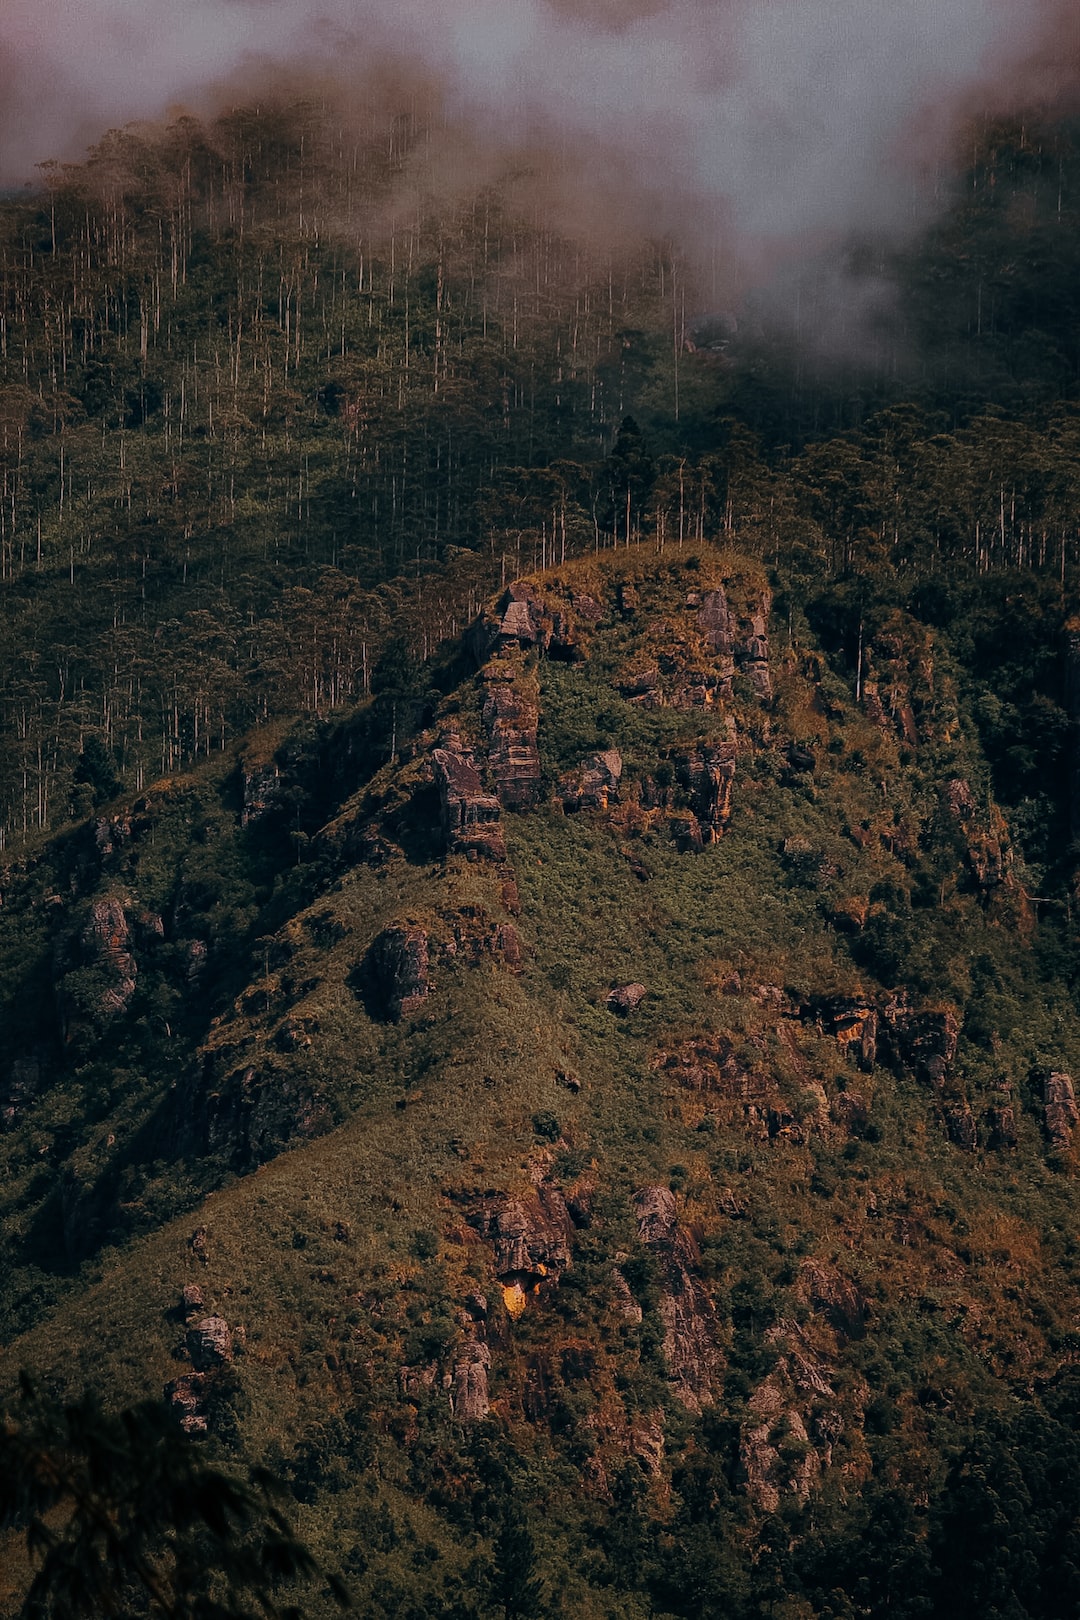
[2,543,1080,1614]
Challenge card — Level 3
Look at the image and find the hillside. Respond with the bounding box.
[2,537,1080,1616]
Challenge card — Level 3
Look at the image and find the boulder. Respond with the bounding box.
[187,1315,233,1371]
[607,983,647,1016]
[181,1283,206,1313]
[165,1373,208,1435]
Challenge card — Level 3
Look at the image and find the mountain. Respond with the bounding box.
[4,97,1080,1620]
[2,535,1080,1617]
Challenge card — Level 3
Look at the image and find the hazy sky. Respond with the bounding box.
[0,0,1069,267]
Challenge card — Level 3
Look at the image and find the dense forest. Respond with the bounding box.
[4,93,1080,1620]
[1,101,1080,845]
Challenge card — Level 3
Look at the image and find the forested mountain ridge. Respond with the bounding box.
[4,96,1080,1619]
[2,102,1080,847]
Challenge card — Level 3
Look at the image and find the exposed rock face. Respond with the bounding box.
[448,1340,491,1421]
[193,1057,331,1169]
[494,581,547,649]
[187,1315,234,1371]
[611,1265,643,1323]
[654,1036,780,1140]
[560,749,623,812]
[860,622,926,745]
[607,983,647,1015]
[741,1381,818,1513]
[883,1002,960,1087]
[619,667,662,708]
[675,745,736,842]
[741,1321,838,1510]
[65,897,138,1034]
[633,1185,720,1411]
[655,1036,759,1100]
[798,1261,868,1339]
[367,925,430,1021]
[1045,1071,1079,1148]
[165,1374,208,1435]
[735,592,772,700]
[92,815,133,862]
[439,907,524,973]
[818,998,878,1070]
[944,777,1014,894]
[469,1183,575,1313]
[481,663,542,808]
[469,579,601,666]
[432,743,505,860]
[697,588,733,652]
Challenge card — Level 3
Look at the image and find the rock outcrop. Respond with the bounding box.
[367,925,431,1021]
[735,591,773,700]
[944,776,1015,896]
[167,1295,235,1435]
[240,757,283,826]
[946,1102,978,1151]
[448,1339,491,1421]
[560,749,623,812]
[432,741,505,860]
[882,1001,960,1087]
[187,1314,234,1371]
[469,1182,575,1315]
[1045,1071,1079,1148]
[817,997,878,1071]
[481,661,542,809]
[987,1100,1018,1149]
[607,983,647,1015]
[798,1260,868,1340]
[634,1185,721,1411]
[674,744,736,843]
[59,896,138,1042]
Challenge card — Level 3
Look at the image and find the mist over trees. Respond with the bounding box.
[0,99,1078,846]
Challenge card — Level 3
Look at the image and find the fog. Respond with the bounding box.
[0,0,1071,311]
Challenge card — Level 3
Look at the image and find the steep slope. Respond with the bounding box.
[4,543,1080,1617]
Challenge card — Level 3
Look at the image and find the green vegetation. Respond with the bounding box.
[2,93,1080,1620]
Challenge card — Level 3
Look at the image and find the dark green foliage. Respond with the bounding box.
[0,1377,350,1619]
